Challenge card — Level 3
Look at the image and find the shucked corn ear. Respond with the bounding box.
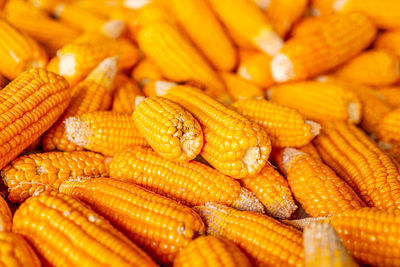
[375,30,400,57]
[270,13,376,82]
[377,86,400,108]
[221,72,264,101]
[194,203,304,267]
[268,81,361,123]
[0,68,70,169]
[43,57,117,152]
[313,122,400,209]
[377,108,400,143]
[233,98,320,147]
[133,96,203,162]
[170,0,237,71]
[110,146,264,213]
[60,178,205,265]
[0,197,12,232]
[0,232,41,267]
[173,236,252,267]
[237,52,275,88]
[65,111,148,156]
[280,148,365,217]
[112,74,143,114]
[156,84,271,178]
[1,151,109,203]
[13,192,157,266]
[0,19,47,80]
[207,0,283,55]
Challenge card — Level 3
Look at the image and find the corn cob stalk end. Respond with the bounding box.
[254,28,283,56]
[86,56,119,90]
[64,116,90,147]
[101,20,125,39]
[270,53,294,82]
[232,188,264,213]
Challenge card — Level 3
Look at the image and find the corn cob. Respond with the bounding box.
[313,121,400,208]
[13,192,157,266]
[112,74,143,114]
[110,146,264,212]
[133,97,203,162]
[334,50,400,86]
[173,236,252,267]
[377,86,400,108]
[27,0,73,12]
[137,21,230,104]
[136,3,177,29]
[43,57,117,152]
[240,163,297,219]
[291,16,323,37]
[60,178,205,265]
[131,58,163,87]
[156,84,271,178]
[221,73,263,101]
[377,108,400,143]
[0,232,41,267]
[233,98,320,147]
[194,203,304,267]
[270,13,376,82]
[378,141,400,166]
[74,0,119,18]
[110,6,138,40]
[0,68,70,169]
[281,148,365,217]
[268,81,361,123]
[237,52,275,88]
[304,222,358,267]
[0,19,48,80]
[375,30,400,57]
[1,151,109,203]
[0,196,12,232]
[297,143,322,161]
[266,0,308,37]
[65,111,148,156]
[142,80,178,98]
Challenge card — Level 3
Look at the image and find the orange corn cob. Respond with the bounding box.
[1,151,109,203]
[60,178,205,265]
[221,72,264,101]
[133,97,203,162]
[240,163,297,219]
[378,141,400,166]
[0,232,41,267]
[378,108,400,143]
[112,74,143,114]
[173,236,252,267]
[0,68,70,169]
[0,19,48,80]
[110,6,138,40]
[304,222,358,267]
[309,0,337,15]
[13,192,157,266]
[136,3,177,29]
[313,121,400,208]
[297,143,322,161]
[281,217,330,230]
[171,0,236,71]
[142,80,178,98]
[74,0,120,18]
[43,57,117,152]
[156,84,271,178]
[27,0,73,12]
[65,111,147,156]
[194,203,304,267]
[110,147,264,212]
[375,30,400,57]
[334,50,400,86]
[268,81,361,123]
[377,86,400,108]
[290,16,324,37]
[237,52,275,88]
[233,98,320,147]
[281,148,365,217]
[0,197,12,232]
[270,13,376,82]
[131,58,163,87]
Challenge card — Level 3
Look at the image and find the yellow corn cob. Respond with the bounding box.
[136,3,177,29]
[0,232,41,267]
[131,58,163,87]
[240,163,297,219]
[304,222,358,267]
[27,0,73,12]
[0,19,48,80]
[170,0,236,71]
[142,80,178,98]
[0,68,70,169]
[110,6,138,40]
[238,49,258,62]
[266,0,308,37]
[377,86,400,108]
[137,21,230,104]
[313,121,400,208]
[270,13,376,82]
[334,50,400,86]
[221,73,263,101]
[237,52,275,88]
[281,148,365,217]
[4,0,81,56]
[43,57,117,152]
[65,111,148,156]
[297,143,322,161]
[13,192,158,266]
[173,236,252,267]
[268,81,361,123]
[156,84,271,178]
[375,30,400,57]
[112,74,143,114]
[233,98,320,147]
[60,178,205,265]
[378,141,400,165]
[377,108,400,143]
[281,217,330,230]
[1,151,109,203]
[133,97,203,162]
[0,197,12,232]
[310,0,336,15]
[110,146,264,212]
[73,0,118,18]
[290,16,324,37]
[194,203,304,267]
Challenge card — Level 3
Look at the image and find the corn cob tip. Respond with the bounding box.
[53,3,65,17]
[270,53,294,82]
[124,0,151,9]
[254,0,271,10]
[102,20,125,39]
[193,203,224,236]
[64,116,90,147]
[254,29,283,56]
[87,56,119,90]
[377,140,392,151]
[153,80,178,96]
[305,120,321,137]
[26,59,46,70]
[57,53,76,77]
[333,0,349,11]
[282,147,307,174]
[232,188,265,213]
[281,217,330,230]
[134,95,146,107]
[348,102,361,123]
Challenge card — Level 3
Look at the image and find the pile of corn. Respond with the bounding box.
[1,0,400,266]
